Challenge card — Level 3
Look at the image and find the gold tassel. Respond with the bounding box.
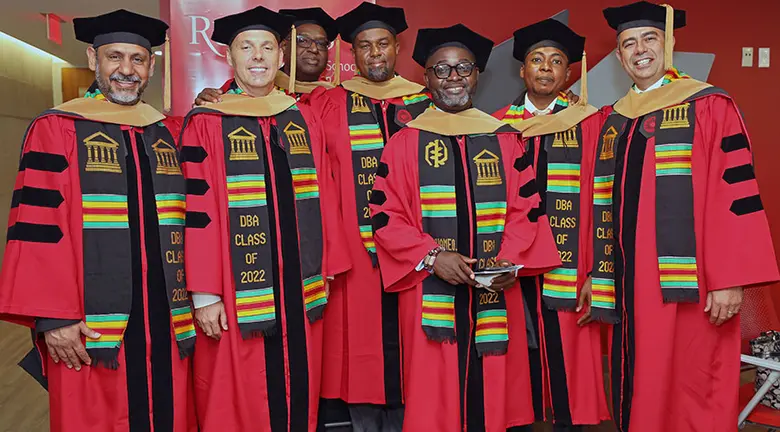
[334,38,341,86]
[163,33,171,113]
[289,25,297,94]
[662,4,674,71]
[580,51,588,106]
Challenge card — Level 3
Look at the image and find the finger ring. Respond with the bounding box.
[728,311,734,316]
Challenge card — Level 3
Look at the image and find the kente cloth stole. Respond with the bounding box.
[346,90,430,265]
[500,92,569,124]
[418,131,509,356]
[76,119,193,368]
[631,67,690,93]
[592,100,699,323]
[222,107,324,339]
[83,81,106,100]
[539,124,583,311]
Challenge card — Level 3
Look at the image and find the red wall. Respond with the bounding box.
[379,0,780,301]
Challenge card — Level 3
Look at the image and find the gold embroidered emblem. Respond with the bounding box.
[473,149,502,186]
[351,93,371,113]
[283,121,310,155]
[600,126,617,160]
[152,139,181,175]
[552,126,579,148]
[660,103,690,129]
[425,139,448,168]
[84,131,122,173]
[228,127,258,161]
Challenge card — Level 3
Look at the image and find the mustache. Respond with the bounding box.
[443,80,469,90]
[366,57,387,65]
[109,72,141,83]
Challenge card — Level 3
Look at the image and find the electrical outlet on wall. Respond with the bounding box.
[743,47,754,67]
[759,48,770,68]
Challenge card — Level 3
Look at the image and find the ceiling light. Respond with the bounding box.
[0,31,67,63]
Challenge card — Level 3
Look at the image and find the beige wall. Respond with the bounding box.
[0,35,54,431]
[0,36,54,258]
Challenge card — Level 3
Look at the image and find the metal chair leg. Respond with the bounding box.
[738,371,780,428]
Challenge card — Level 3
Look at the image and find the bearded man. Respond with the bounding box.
[0,9,195,432]
[370,24,561,431]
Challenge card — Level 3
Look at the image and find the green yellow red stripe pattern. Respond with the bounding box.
[421,294,455,328]
[171,306,196,341]
[591,278,616,309]
[658,256,699,290]
[359,225,376,253]
[661,67,690,85]
[420,185,456,218]
[593,175,614,206]
[82,194,129,229]
[349,124,384,151]
[475,309,508,343]
[476,201,506,234]
[236,287,276,324]
[291,168,319,200]
[502,104,525,124]
[543,267,578,300]
[403,93,429,105]
[633,68,690,92]
[85,313,129,348]
[655,144,692,176]
[156,193,186,226]
[303,275,327,312]
[547,163,581,194]
[554,92,570,107]
[227,174,266,208]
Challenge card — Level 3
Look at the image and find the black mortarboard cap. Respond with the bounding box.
[336,2,407,44]
[73,9,168,52]
[211,6,295,45]
[512,18,585,63]
[279,7,339,42]
[603,1,686,34]
[412,24,494,72]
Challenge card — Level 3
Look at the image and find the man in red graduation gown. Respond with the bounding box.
[370,24,562,432]
[180,6,349,432]
[306,3,432,430]
[0,9,196,432]
[596,3,780,431]
[195,7,338,105]
[493,19,610,431]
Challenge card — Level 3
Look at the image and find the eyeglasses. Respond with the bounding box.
[426,62,476,79]
[296,35,329,52]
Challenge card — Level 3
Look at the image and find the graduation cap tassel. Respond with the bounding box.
[580,51,588,106]
[662,4,674,71]
[163,33,171,113]
[289,24,297,94]
[334,38,341,86]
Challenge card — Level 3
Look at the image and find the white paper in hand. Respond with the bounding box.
[473,265,524,289]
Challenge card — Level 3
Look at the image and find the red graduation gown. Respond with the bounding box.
[308,85,422,405]
[181,104,349,432]
[0,114,196,432]
[493,102,610,426]
[371,127,561,431]
[602,92,780,432]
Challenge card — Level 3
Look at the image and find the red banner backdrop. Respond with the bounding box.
[163,0,372,116]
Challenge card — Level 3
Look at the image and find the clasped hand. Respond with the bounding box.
[432,252,517,291]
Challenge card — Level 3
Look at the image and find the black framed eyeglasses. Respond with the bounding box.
[426,62,476,79]
[296,34,329,52]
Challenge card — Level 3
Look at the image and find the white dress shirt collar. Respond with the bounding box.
[524,93,558,116]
